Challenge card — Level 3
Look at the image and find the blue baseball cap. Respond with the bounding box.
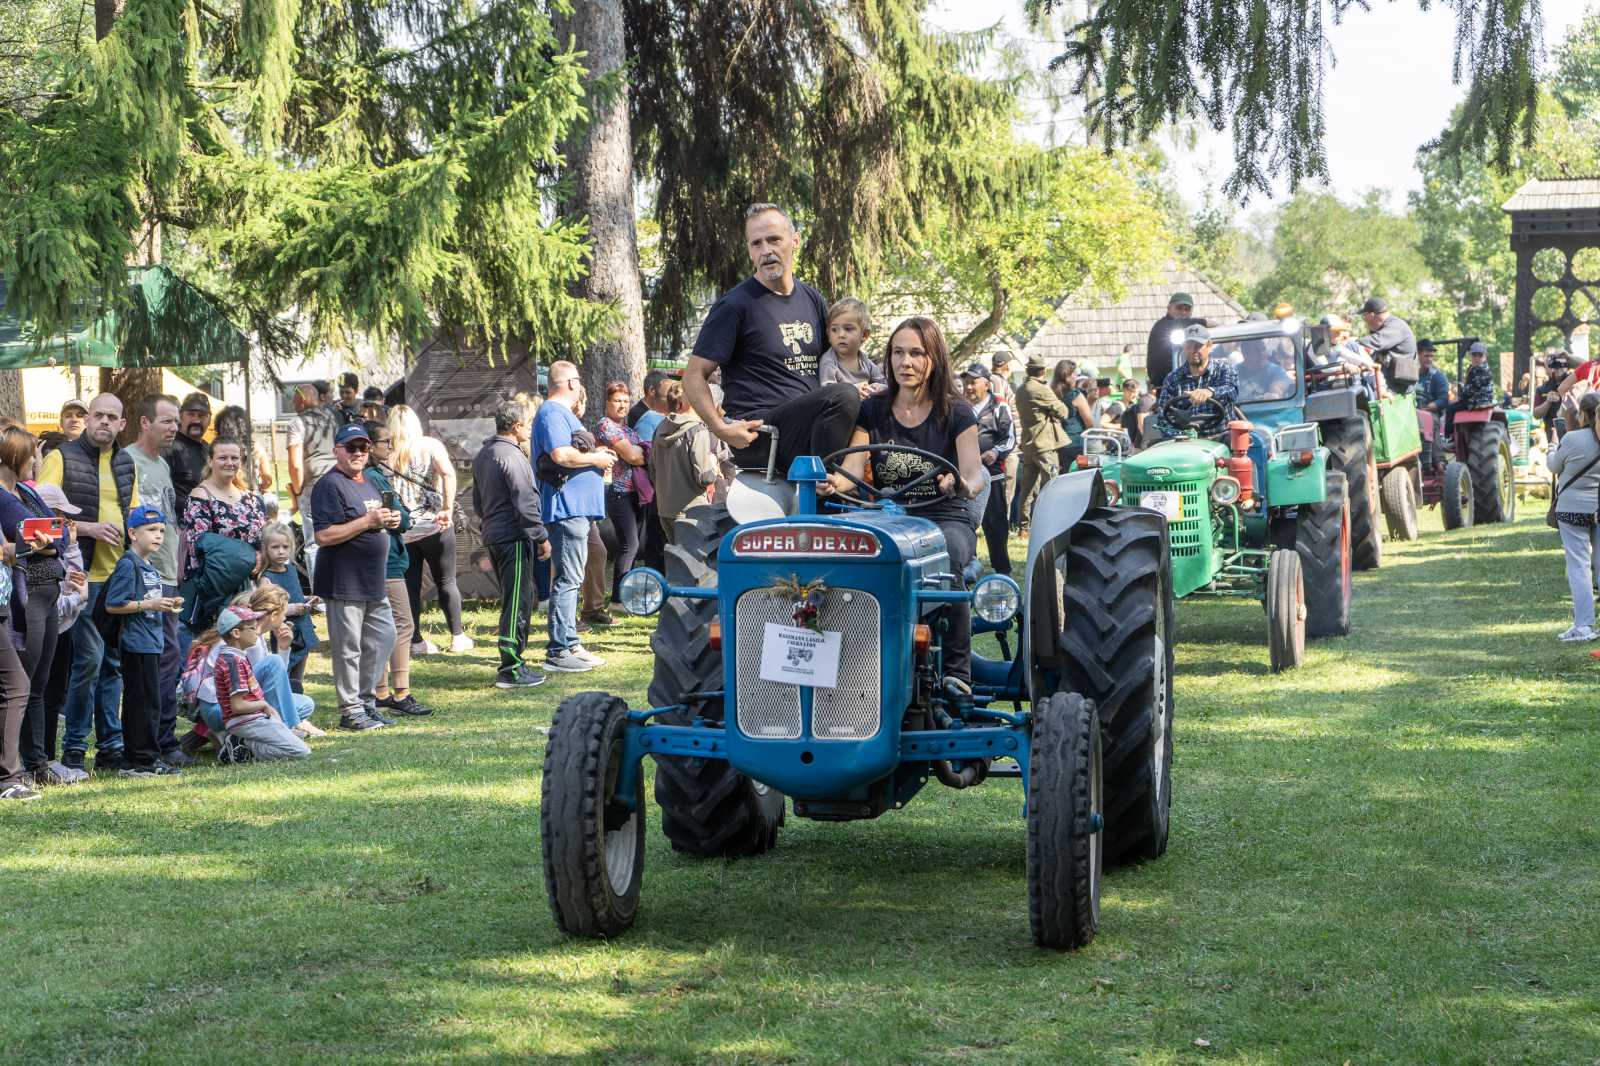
[127,504,167,528]
[335,422,372,447]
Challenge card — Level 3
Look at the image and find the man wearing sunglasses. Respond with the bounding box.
[310,422,402,731]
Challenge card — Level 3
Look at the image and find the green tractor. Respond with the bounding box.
[1091,325,1352,672]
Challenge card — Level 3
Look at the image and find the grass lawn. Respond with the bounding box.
[6,510,1600,1064]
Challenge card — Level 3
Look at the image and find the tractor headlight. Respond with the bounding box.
[972,574,1022,624]
[1210,476,1242,505]
[1168,328,1186,347]
[619,568,668,616]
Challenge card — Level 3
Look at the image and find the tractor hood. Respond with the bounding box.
[1120,439,1226,483]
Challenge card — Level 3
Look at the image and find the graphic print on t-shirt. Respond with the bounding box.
[778,320,817,360]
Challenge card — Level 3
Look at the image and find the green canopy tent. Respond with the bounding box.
[0,265,249,370]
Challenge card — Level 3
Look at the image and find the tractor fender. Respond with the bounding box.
[1022,467,1109,702]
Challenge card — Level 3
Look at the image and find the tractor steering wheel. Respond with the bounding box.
[822,443,963,512]
[1160,394,1230,435]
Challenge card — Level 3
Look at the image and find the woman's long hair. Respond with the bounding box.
[1050,360,1078,400]
[883,316,961,427]
[388,403,424,473]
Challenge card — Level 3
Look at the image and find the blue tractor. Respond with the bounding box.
[540,443,1176,949]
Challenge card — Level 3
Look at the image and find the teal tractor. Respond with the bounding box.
[541,443,1176,950]
[1090,319,1353,671]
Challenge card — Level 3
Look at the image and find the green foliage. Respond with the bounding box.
[1551,4,1600,116]
[0,0,614,366]
[1250,187,1457,339]
[885,145,1167,358]
[1027,0,1547,201]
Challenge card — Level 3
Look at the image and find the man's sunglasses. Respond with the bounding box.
[339,442,370,454]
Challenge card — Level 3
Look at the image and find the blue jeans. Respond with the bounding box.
[63,581,123,756]
[546,516,590,652]
[199,655,313,733]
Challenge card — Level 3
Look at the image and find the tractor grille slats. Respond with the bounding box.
[1123,481,1207,557]
[734,588,882,741]
[1509,420,1529,457]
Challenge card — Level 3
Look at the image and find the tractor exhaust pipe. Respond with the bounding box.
[934,757,992,790]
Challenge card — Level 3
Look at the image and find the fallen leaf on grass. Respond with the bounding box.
[1194,1038,1211,1048]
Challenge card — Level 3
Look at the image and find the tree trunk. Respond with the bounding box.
[554,0,648,409]
[95,0,123,39]
[950,265,1010,366]
[0,371,24,425]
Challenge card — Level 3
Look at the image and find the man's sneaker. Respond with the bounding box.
[543,649,594,673]
[38,761,87,786]
[1557,624,1597,642]
[450,632,475,653]
[337,714,384,732]
[163,748,197,769]
[61,750,86,772]
[389,695,434,717]
[569,644,607,667]
[118,763,162,778]
[495,667,547,689]
[91,749,126,774]
[367,707,397,726]
[581,611,616,627]
[0,783,42,801]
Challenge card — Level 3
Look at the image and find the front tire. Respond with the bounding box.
[1466,424,1514,524]
[1266,550,1306,673]
[1321,416,1381,570]
[1380,464,1419,541]
[1057,508,1173,867]
[1441,461,1473,530]
[541,692,644,938]
[1028,691,1103,950]
[1298,471,1352,638]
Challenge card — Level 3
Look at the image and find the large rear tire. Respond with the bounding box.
[1321,416,1381,570]
[1056,508,1173,867]
[1266,549,1306,673]
[1028,691,1102,950]
[1379,465,1419,541]
[1441,461,1473,530]
[1466,424,1514,524]
[647,502,785,858]
[1298,471,1352,639]
[541,692,644,938]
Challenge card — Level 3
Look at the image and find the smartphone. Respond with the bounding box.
[21,517,63,541]
[381,490,398,510]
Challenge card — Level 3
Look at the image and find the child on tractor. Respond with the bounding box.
[1445,341,1497,437]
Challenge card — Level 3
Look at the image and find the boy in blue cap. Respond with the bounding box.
[105,505,185,777]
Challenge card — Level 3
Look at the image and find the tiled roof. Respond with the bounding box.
[1502,178,1600,213]
[1015,263,1248,374]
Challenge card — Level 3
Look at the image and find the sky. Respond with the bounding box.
[927,0,1595,210]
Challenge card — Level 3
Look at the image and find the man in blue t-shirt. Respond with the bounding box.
[532,362,616,673]
[310,421,402,731]
[681,203,859,475]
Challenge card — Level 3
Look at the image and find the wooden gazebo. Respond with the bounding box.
[1503,178,1600,376]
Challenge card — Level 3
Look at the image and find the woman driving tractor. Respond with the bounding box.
[820,316,986,688]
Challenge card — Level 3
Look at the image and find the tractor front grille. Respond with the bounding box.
[1508,419,1529,457]
[1123,480,1207,557]
[734,587,882,741]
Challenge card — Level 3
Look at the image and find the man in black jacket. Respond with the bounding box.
[1146,292,1196,391]
[473,399,551,689]
[963,363,1015,575]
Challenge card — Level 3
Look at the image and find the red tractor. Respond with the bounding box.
[1415,337,1515,530]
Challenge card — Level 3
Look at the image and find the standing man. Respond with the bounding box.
[39,393,138,773]
[1533,351,1572,442]
[533,362,615,674]
[963,363,1015,575]
[310,422,401,731]
[1013,356,1072,531]
[473,399,551,689]
[1355,296,1418,372]
[123,395,191,767]
[988,350,1017,409]
[682,203,859,476]
[336,372,362,424]
[286,383,340,577]
[166,392,212,501]
[1146,292,1196,391]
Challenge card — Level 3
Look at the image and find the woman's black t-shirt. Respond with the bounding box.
[855,394,978,521]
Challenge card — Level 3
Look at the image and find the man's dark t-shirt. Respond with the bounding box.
[309,468,388,601]
[1535,378,1564,436]
[164,433,208,500]
[1146,315,1194,388]
[693,277,829,420]
[856,395,978,523]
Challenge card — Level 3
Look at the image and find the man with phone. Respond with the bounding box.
[310,422,402,731]
[38,392,139,774]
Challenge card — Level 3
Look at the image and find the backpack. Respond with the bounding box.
[178,642,215,720]
[90,576,125,647]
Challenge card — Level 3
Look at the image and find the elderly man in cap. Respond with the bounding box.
[1146,292,1197,390]
[1013,355,1072,530]
[1444,341,1498,437]
[1355,296,1417,375]
[1155,324,1239,438]
[962,362,1015,573]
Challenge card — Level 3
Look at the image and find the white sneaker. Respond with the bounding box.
[569,644,607,667]
[411,638,439,656]
[1557,624,1597,642]
[450,632,475,653]
[543,649,594,673]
